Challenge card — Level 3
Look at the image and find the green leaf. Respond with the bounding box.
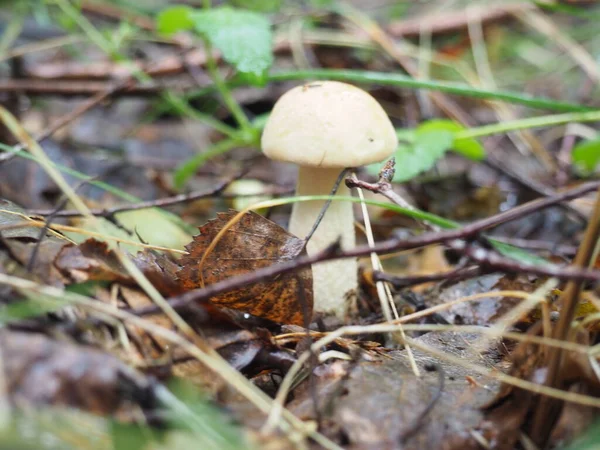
[367,120,484,182]
[0,297,61,323]
[191,7,273,80]
[367,127,453,182]
[420,119,486,160]
[489,239,549,266]
[156,6,194,35]
[572,138,600,176]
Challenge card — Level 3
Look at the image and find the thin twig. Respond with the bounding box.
[27,173,241,217]
[130,189,600,318]
[346,166,438,231]
[386,3,530,38]
[301,168,349,251]
[373,265,483,289]
[26,179,92,272]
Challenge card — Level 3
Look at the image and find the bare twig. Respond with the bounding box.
[129,181,600,317]
[373,265,483,289]
[27,173,242,218]
[0,78,180,97]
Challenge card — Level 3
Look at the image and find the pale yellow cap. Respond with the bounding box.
[261,81,397,168]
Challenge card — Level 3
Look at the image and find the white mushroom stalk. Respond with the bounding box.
[261,81,397,319]
[289,166,357,318]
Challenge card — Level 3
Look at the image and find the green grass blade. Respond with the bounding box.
[267,69,593,112]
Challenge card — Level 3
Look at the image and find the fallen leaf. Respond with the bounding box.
[3,239,68,286]
[131,250,185,296]
[55,239,129,284]
[55,238,183,296]
[287,331,500,449]
[177,210,313,326]
[0,330,157,420]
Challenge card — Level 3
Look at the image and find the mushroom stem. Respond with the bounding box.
[289,166,357,318]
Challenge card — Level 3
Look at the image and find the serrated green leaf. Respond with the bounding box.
[191,7,273,80]
[572,138,600,176]
[156,6,194,35]
[371,128,452,182]
[367,121,485,181]
[420,119,485,160]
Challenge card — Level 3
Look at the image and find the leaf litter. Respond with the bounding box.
[2,1,600,449]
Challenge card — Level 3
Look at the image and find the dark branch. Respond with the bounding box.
[125,180,600,317]
[373,265,483,289]
[27,174,241,218]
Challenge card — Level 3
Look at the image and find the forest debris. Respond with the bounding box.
[55,238,183,295]
[0,330,158,420]
[287,331,500,449]
[3,239,67,286]
[55,238,131,284]
[177,210,313,326]
[118,285,283,389]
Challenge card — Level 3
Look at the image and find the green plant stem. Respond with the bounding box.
[267,69,593,113]
[145,68,594,124]
[204,42,253,135]
[174,138,245,188]
[455,110,600,140]
[0,6,25,55]
[164,92,238,137]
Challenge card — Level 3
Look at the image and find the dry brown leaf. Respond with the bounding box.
[177,210,313,326]
[55,238,183,296]
[55,239,130,284]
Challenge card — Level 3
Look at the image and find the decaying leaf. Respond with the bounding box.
[177,210,313,326]
[0,200,72,285]
[55,239,130,284]
[287,331,501,449]
[55,238,183,296]
[0,330,158,420]
[117,285,279,376]
[480,324,600,449]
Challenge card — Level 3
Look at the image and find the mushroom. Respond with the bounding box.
[261,81,397,318]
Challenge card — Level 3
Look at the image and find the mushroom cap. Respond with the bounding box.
[261,81,398,168]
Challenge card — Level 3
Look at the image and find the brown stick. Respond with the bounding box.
[0,78,191,96]
[27,173,241,218]
[528,187,600,446]
[386,3,530,38]
[129,181,600,317]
